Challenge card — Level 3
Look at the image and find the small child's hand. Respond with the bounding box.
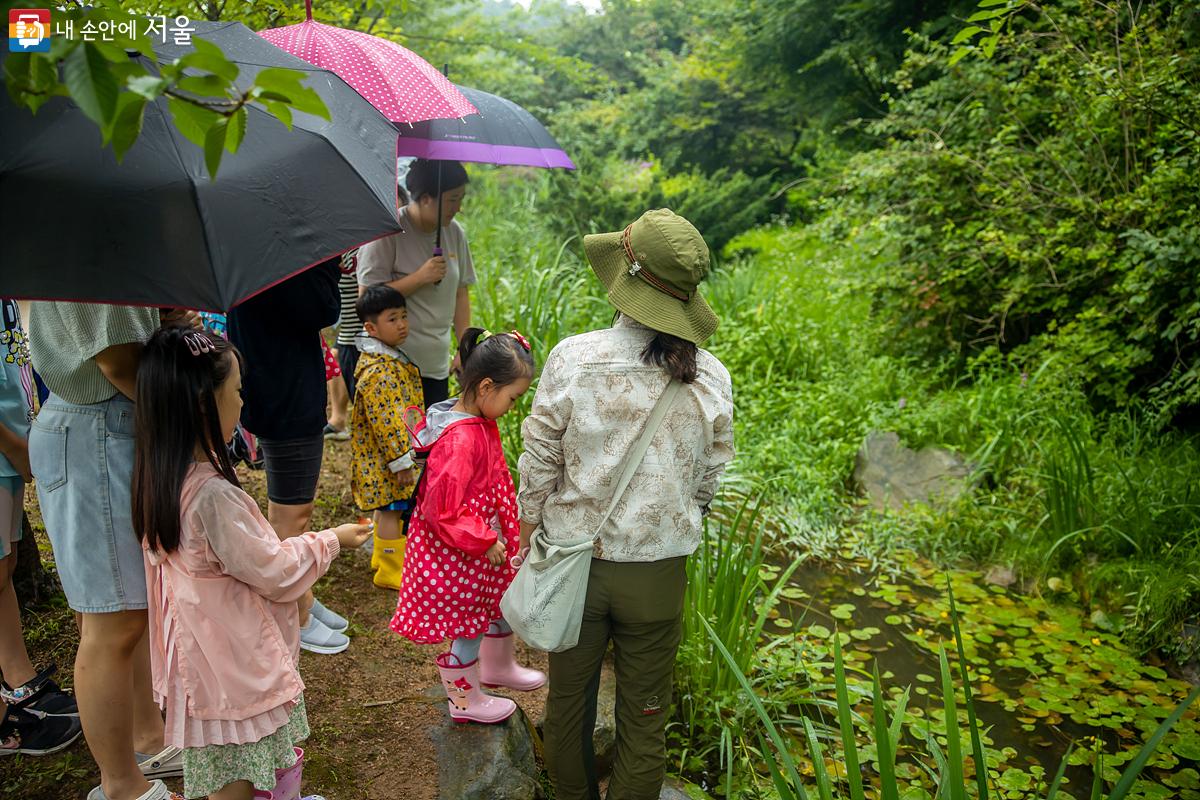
[485,541,506,566]
[334,522,372,549]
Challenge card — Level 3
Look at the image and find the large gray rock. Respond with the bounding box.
[431,697,541,800]
[853,431,974,512]
[660,777,713,798]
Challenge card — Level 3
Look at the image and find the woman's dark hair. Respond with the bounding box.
[356,283,407,324]
[406,158,469,202]
[642,332,698,383]
[613,311,699,383]
[133,327,242,553]
[457,327,534,399]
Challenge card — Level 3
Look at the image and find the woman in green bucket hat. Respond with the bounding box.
[516,209,735,800]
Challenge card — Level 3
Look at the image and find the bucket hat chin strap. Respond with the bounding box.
[622,224,692,302]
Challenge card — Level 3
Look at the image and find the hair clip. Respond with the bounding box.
[479,329,495,342]
[508,330,531,352]
[183,331,214,357]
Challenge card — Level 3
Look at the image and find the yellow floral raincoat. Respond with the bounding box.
[350,333,424,510]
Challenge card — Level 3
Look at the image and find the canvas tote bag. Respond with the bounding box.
[501,379,683,652]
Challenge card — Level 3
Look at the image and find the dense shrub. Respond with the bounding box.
[820,1,1200,416]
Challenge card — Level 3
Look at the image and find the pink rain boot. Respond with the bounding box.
[252,747,305,800]
[436,653,516,724]
[479,632,546,691]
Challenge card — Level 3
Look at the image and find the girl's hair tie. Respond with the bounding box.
[182,331,215,357]
[479,329,495,342]
[508,330,531,352]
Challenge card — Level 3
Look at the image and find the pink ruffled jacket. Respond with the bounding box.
[143,464,340,747]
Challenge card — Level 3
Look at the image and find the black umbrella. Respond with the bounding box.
[394,84,575,170]
[395,81,575,252]
[0,21,400,312]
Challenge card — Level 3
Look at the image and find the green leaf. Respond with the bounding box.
[278,84,330,121]
[872,664,901,800]
[64,43,120,127]
[105,92,147,161]
[982,35,1000,58]
[833,634,866,800]
[949,581,989,800]
[803,717,834,800]
[177,38,240,82]
[261,100,293,130]
[225,107,247,154]
[252,67,309,95]
[952,25,985,44]
[979,0,1013,5]
[940,647,967,800]
[203,117,229,178]
[252,68,330,120]
[967,9,1010,22]
[177,74,232,98]
[949,46,973,66]
[167,97,220,149]
[1046,744,1073,800]
[128,75,169,100]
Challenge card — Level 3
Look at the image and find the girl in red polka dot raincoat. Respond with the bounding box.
[390,328,545,724]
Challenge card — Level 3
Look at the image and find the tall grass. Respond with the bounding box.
[673,494,803,788]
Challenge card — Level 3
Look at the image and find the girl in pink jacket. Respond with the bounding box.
[132,328,369,800]
[390,329,545,724]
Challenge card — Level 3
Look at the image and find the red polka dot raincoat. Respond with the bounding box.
[390,413,520,644]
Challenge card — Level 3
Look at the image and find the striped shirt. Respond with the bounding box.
[336,250,363,347]
[28,302,159,405]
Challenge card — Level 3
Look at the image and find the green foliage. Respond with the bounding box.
[826,0,1200,412]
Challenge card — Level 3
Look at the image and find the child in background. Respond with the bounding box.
[390,329,545,725]
[132,327,369,800]
[351,285,424,590]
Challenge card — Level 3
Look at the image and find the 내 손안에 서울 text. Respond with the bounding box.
[6,9,195,51]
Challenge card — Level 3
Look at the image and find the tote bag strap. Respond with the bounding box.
[590,379,682,542]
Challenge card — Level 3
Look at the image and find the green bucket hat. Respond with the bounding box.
[583,208,719,344]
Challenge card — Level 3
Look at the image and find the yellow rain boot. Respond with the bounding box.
[372,536,406,590]
[370,528,383,571]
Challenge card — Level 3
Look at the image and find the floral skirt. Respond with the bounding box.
[181,696,309,798]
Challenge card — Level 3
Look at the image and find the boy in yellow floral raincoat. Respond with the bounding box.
[351,284,424,589]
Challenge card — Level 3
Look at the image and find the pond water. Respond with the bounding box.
[759,556,1200,800]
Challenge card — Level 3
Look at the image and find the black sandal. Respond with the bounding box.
[0,664,79,717]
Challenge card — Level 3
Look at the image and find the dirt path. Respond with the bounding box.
[4,438,548,800]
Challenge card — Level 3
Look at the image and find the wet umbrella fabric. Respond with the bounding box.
[395,84,575,169]
[258,3,476,125]
[0,21,401,312]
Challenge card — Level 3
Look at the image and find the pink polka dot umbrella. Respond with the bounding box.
[259,0,476,124]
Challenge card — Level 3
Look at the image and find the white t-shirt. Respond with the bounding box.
[356,207,476,379]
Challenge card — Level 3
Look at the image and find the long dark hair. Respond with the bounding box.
[457,327,534,399]
[642,332,698,383]
[133,327,242,553]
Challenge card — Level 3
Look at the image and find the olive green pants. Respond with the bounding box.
[544,556,688,800]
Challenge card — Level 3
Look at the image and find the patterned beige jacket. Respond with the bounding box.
[517,317,735,562]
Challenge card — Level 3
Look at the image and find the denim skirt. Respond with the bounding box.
[29,394,147,613]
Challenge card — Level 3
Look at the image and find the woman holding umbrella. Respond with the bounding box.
[356,159,475,408]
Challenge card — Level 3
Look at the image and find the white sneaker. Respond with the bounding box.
[309,598,348,632]
[137,744,184,779]
[299,614,350,655]
[88,779,183,800]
